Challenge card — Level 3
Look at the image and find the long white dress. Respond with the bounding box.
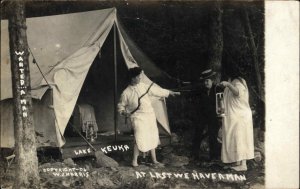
[118,82,169,152]
[221,78,254,163]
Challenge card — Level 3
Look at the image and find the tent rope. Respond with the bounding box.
[28,46,51,87]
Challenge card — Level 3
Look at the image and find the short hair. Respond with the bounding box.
[128,67,142,80]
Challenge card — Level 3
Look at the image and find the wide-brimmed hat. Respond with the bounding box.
[199,69,216,80]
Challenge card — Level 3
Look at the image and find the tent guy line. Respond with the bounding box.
[28,46,51,87]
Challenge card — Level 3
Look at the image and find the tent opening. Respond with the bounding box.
[63,27,170,143]
[64,27,129,140]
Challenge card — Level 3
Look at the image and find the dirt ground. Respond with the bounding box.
[0,141,264,189]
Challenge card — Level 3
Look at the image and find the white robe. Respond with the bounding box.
[221,78,254,163]
[118,82,169,152]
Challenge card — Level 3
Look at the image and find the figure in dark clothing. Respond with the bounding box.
[192,69,221,160]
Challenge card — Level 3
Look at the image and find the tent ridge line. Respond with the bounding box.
[82,8,117,48]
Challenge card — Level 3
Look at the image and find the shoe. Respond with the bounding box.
[230,165,247,172]
[131,162,139,167]
[223,165,231,170]
[152,162,165,168]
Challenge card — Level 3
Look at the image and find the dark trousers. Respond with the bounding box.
[192,116,221,160]
[207,118,221,159]
[192,125,207,155]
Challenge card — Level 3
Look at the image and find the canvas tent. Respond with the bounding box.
[0,8,173,148]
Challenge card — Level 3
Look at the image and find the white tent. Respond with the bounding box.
[0,8,172,148]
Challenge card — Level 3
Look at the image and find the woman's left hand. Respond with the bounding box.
[169,91,181,96]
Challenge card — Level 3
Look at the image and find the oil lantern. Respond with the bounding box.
[85,121,97,142]
[216,92,226,117]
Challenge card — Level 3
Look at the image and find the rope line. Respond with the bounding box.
[28,46,51,87]
[130,82,154,115]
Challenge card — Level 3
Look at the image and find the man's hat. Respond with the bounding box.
[199,69,216,80]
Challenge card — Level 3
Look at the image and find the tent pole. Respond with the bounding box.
[113,22,118,142]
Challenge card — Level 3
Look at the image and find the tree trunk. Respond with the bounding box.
[8,2,40,189]
[241,6,264,102]
[207,1,223,83]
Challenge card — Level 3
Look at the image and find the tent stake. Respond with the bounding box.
[113,22,118,142]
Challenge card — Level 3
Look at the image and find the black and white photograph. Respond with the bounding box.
[0,1,298,189]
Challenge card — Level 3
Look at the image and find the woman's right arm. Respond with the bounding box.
[220,81,239,96]
[220,79,246,97]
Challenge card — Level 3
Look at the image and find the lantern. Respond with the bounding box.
[84,121,97,142]
[216,92,226,117]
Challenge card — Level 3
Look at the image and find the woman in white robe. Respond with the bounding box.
[220,76,254,171]
[118,67,180,167]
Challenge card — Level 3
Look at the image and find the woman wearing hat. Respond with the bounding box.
[118,67,180,167]
[193,69,222,161]
[219,67,254,171]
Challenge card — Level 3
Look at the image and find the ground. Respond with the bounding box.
[0,140,264,189]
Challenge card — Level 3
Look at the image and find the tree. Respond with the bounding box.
[207,1,223,82]
[241,6,264,102]
[8,1,40,188]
